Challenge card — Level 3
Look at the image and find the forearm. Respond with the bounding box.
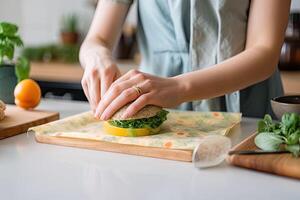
[174,46,280,102]
[79,37,113,68]
[79,0,130,69]
[174,0,289,104]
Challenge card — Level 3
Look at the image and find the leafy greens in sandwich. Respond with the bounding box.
[103,104,169,137]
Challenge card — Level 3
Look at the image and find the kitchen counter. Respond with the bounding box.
[0,99,299,200]
[30,60,138,83]
[29,61,139,101]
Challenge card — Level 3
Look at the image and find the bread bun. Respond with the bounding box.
[0,100,6,121]
[0,100,6,111]
[0,110,4,120]
[111,104,162,120]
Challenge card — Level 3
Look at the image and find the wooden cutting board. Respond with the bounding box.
[32,111,241,162]
[35,134,193,162]
[227,133,300,179]
[0,105,59,139]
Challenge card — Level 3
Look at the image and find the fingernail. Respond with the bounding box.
[100,114,107,121]
[94,111,100,119]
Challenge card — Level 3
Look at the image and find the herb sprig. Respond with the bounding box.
[255,113,300,157]
[0,22,30,82]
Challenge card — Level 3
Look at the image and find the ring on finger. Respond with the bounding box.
[132,85,142,96]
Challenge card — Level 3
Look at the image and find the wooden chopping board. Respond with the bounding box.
[32,111,241,162]
[0,105,59,139]
[35,134,193,162]
[227,133,300,179]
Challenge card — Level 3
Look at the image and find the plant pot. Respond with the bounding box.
[60,32,79,45]
[0,64,17,104]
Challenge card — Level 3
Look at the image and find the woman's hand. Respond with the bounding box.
[79,0,131,113]
[94,69,186,120]
[80,49,121,113]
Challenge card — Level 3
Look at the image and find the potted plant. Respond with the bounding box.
[0,22,30,104]
[60,14,79,45]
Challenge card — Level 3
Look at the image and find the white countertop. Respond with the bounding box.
[0,99,299,200]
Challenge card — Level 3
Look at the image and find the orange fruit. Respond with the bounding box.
[14,79,41,109]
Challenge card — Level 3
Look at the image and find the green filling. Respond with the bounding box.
[109,110,169,129]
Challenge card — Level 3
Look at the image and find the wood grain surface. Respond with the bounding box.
[35,134,193,162]
[0,105,59,139]
[227,133,300,179]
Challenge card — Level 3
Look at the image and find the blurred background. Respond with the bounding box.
[0,0,299,102]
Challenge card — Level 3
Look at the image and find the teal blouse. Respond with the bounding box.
[110,0,283,118]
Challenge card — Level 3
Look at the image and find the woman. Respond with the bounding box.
[80,0,290,120]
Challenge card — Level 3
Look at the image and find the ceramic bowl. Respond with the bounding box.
[271,95,300,119]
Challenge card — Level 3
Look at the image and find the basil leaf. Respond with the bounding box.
[286,130,300,145]
[257,114,279,133]
[264,114,273,125]
[0,22,18,36]
[0,22,23,64]
[258,120,268,133]
[280,113,299,136]
[255,132,283,151]
[15,57,30,82]
[285,144,300,157]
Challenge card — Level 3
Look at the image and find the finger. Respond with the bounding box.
[122,93,154,119]
[86,68,101,111]
[81,79,91,106]
[115,68,121,80]
[100,79,153,120]
[90,78,101,113]
[112,69,140,85]
[95,74,147,118]
[100,87,140,120]
[101,69,114,98]
[88,79,97,112]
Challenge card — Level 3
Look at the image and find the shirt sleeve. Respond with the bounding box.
[104,0,133,4]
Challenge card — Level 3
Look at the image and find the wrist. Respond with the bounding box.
[80,42,114,69]
[171,74,191,103]
[82,51,115,71]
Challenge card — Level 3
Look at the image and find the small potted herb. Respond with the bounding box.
[0,22,30,103]
[60,14,79,45]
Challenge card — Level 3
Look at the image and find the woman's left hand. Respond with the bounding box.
[94,69,185,120]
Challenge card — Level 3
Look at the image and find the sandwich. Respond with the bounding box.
[103,104,169,137]
[0,100,6,121]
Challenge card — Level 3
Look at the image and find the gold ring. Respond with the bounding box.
[133,85,142,96]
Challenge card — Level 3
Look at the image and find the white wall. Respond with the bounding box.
[0,0,299,46]
[0,0,94,45]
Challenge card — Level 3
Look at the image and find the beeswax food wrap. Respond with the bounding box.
[30,110,241,150]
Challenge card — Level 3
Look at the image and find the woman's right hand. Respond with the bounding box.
[80,49,121,113]
[79,0,131,113]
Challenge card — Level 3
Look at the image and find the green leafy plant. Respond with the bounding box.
[57,44,80,63]
[22,44,79,63]
[0,22,23,64]
[255,113,300,157]
[15,57,30,82]
[0,22,30,82]
[61,14,78,33]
